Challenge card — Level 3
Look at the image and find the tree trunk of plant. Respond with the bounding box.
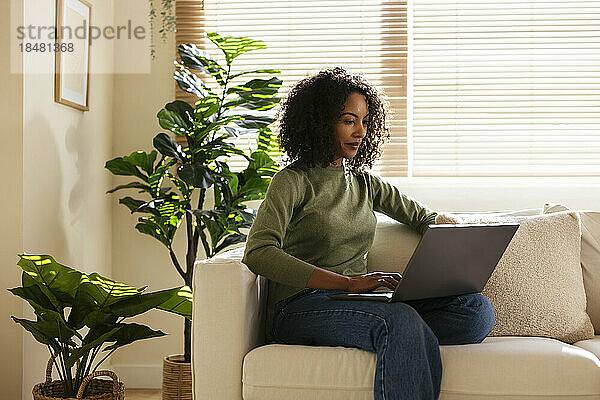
[184,318,191,363]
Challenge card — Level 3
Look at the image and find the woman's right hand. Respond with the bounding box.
[347,272,403,293]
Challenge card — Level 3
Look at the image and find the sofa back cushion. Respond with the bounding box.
[435,210,594,343]
[544,204,600,334]
[367,208,542,274]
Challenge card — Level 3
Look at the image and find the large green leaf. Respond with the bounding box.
[135,218,171,248]
[202,217,225,250]
[136,198,182,219]
[119,197,146,213]
[229,68,281,80]
[236,176,271,203]
[240,97,281,111]
[177,164,216,189]
[11,317,60,352]
[109,286,185,317]
[153,133,186,161]
[247,151,278,174]
[222,97,248,110]
[107,182,152,195]
[17,254,83,309]
[123,151,158,176]
[194,96,221,121]
[134,204,184,248]
[157,110,188,136]
[178,43,226,86]
[105,157,148,182]
[191,209,220,220]
[194,146,251,165]
[198,115,243,137]
[78,273,140,311]
[148,157,178,197]
[67,290,100,330]
[11,282,81,342]
[10,284,81,343]
[214,233,247,255]
[103,323,165,351]
[231,114,276,130]
[156,286,192,320]
[235,207,257,225]
[256,126,283,159]
[167,173,190,199]
[206,32,268,66]
[226,77,282,100]
[174,62,214,97]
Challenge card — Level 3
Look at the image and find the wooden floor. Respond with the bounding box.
[125,389,161,400]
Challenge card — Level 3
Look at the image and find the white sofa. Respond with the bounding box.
[191,208,600,400]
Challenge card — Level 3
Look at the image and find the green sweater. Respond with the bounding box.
[242,160,438,343]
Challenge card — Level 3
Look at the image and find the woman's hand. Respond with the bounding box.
[347,272,403,293]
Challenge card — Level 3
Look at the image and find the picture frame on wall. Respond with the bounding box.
[55,0,92,111]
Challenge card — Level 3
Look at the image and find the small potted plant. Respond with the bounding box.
[9,254,191,400]
[105,32,282,399]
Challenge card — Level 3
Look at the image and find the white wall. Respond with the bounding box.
[0,1,23,398]
[109,3,187,387]
[21,0,115,397]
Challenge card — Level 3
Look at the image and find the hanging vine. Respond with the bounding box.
[149,0,177,59]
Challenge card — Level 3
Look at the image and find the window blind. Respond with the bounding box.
[175,0,409,176]
[411,0,600,177]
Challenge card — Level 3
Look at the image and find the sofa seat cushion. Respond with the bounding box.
[243,337,600,400]
[243,344,375,400]
[575,335,600,360]
[440,336,600,399]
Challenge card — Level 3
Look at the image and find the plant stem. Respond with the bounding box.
[56,321,73,396]
[185,206,194,277]
[83,346,101,383]
[74,351,89,393]
[57,345,72,396]
[188,188,206,281]
[47,346,66,384]
[92,347,117,374]
[168,245,186,280]
[212,63,232,142]
[184,318,191,362]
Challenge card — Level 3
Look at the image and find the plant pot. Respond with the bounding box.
[33,356,124,400]
[162,355,192,400]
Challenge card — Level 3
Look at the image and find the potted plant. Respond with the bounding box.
[105,32,282,399]
[9,254,190,400]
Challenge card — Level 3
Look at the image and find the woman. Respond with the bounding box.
[242,67,495,400]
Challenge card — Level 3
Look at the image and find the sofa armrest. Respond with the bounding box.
[192,248,267,400]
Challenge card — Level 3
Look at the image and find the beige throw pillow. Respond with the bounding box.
[435,211,595,343]
[544,203,600,334]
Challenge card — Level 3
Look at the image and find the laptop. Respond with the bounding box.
[328,223,519,302]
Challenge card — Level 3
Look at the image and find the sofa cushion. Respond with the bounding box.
[575,335,600,361]
[242,337,600,400]
[435,211,594,343]
[243,344,374,400]
[367,208,542,274]
[544,204,600,334]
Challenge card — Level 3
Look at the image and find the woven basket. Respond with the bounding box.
[162,355,192,400]
[33,354,125,400]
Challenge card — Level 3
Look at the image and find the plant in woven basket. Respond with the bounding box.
[105,31,282,363]
[9,254,191,399]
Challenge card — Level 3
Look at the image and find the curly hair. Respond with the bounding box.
[275,66,391,175]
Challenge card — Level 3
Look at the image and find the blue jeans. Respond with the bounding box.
[271,289,496,400]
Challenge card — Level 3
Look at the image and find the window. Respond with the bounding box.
[176,0,600,177]
[412,0,600,177]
